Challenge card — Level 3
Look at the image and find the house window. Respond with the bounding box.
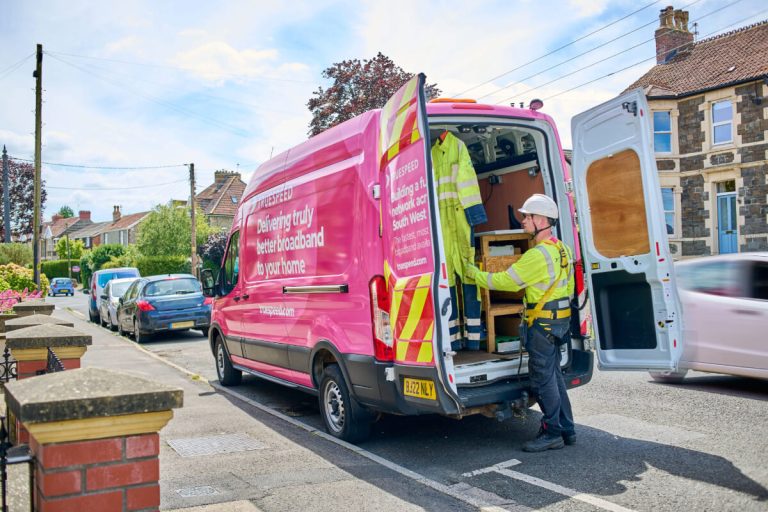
[653,111,672,153]
[661,187,675,236]
[712,100,732,145]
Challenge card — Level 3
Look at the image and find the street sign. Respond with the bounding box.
[71,265,80,272]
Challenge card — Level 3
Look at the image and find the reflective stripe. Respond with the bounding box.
[506,266,524,286]
[536,245,556,285]
[465,318,481,326]
[451,163,459,182]
[486,274,495,290]
[467,332,482,340]
[461,193,482,205]
[439,192,459,200]
[438,176,454,186]
[448,320,459,328]
[457,179,478,189]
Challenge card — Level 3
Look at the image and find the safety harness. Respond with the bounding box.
[526,238,571,327]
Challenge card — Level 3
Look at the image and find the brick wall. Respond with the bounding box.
[740,164,768,239]
[736,83,766,144]
[677,96,705,154]
[681,174,709,242]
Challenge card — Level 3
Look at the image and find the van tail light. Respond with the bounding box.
[136,300,156,312]
[369,276,394,361]
[203,297,213,305]
[91,282,96,299]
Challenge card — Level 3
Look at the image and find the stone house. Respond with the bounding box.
[100,206,151,247]
[68,221,111,250]
[195,170,246,230]
[40,210,93,260]
[624,6,768,256]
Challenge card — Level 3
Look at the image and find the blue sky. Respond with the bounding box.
[1,0,766,224]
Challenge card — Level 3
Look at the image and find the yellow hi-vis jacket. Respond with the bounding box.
[473,238,575,305]
[431,132,487,286]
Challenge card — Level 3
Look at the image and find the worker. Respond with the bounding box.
[465,193,576,452]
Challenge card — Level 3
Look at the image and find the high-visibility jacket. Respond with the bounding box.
[473,237,575,305]
[431,132,487,286]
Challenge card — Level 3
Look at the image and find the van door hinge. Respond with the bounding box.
[372,184,381,199]
[622,101,638,117]
[565,181,574,193]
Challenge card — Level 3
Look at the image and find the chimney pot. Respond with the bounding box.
[112,205,121,223]
[78,210,91,221]
[655,6,693,64]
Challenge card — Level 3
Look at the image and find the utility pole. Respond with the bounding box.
[66,234,71,280]
[189,163,197,278]
[32,43,43,288]
[2,146,10,242]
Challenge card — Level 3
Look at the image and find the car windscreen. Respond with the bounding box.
[110,281,134,297]
[97,271,138,287]
[143,278,201,297]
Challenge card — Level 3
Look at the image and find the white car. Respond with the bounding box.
[651,252,768,382]
[98,277,139,331]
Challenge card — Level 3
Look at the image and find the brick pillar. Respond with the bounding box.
[5,367,183,512]
[5,324,91,380]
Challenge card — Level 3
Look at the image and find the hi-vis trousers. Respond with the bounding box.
[448,283,484,351]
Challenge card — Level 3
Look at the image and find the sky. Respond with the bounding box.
[1,0,766,225]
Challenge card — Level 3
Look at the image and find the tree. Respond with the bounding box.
[0,158,47,240]
[58,205,74,218]
[55,236,84,260]
[307,52,441,136]
[136,204,213,257]
[0,243,32,266]
[200,231,228,268]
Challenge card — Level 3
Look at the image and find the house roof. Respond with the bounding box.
[624,20,768,98]
[42,217,83,238]
[196,172,246,218]
[68,221,111,239]
[103,211,151,232]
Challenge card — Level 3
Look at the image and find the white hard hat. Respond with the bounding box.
[519,194,559,219]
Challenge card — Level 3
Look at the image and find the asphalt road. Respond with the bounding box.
[54,291,768,511]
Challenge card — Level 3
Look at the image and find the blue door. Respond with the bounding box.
[717,193,737,254]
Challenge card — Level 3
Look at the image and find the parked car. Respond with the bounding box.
[117,274,212,343]
[88,267,141,323]
[98,277,139,331]
[48,277,74,296]
[650,252,768,383]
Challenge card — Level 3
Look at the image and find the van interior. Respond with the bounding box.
[429,122,569,386]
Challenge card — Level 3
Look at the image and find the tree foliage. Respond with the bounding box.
[136,204,213,258]
[200,231,228,268]
[0,158,47,240]
[307,52,441,136]
[58,205,74,218]
[55,237,84,260]
[0,243,32,266]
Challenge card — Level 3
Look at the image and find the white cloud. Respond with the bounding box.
[568,0,610,17]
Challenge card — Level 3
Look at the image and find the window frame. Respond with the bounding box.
[711,100,733,146]
[653,111,672,154]
[661,187,676,237]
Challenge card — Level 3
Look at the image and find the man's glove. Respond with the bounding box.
[464,262,480,280]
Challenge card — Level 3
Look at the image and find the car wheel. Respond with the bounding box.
[108,315,117,331]
[215,336,242,386]
[649,370,688,384]
[100,313,107,328]
[117,317,125,337]
[318,364,372,443]
[200,327,210,338]
[134,319,149,344]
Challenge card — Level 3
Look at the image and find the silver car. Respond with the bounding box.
[98,277,139,331]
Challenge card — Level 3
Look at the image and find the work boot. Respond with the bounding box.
[562,432,576,446]
[522,431,564,452]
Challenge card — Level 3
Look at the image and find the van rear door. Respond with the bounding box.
[571,89,683,371]
[379,74,451,372]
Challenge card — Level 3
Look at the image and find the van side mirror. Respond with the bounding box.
[118,297,124,305]
[201,269,216,297]
[100,294,108,300]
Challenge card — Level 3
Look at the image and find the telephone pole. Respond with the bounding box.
[32,44,43,288]
[2,146,10,242]
[189,163,198,278]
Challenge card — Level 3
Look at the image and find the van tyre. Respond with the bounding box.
[649,369,688,384]
[215,337,241,386]
[89,310,98,323]
[319,364,371,443]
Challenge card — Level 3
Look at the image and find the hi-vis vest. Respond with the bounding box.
[431,132,487,286]
[474,238,575,305]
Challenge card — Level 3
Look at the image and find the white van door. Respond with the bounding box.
[571,89,683,370]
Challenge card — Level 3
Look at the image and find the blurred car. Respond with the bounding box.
[651,252,768,383]
[98,277,139,331]
[88,267,141,323]
[116,274,212,343]
[48,277,74,296]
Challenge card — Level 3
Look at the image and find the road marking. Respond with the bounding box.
[463,458,522,477]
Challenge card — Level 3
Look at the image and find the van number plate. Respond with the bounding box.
[403,378,436,400]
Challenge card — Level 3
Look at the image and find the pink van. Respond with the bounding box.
[201,75,683,442]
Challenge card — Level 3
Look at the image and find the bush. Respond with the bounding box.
[0,263,49,293]
[0,243,33,266]
[40,259,81,281]
[136,256,190,277]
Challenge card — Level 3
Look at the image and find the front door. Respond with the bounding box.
[717,191,737,254]
[571,89,683,371]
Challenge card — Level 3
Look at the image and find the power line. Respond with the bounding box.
[453,0,663,97]
[495,0,743,105]
[47,178,188,191]
[0,52,35,81]
[542,10,768,101]
[9,156,187,171]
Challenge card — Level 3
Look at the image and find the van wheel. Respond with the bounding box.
[215,337,241,386]
[100,314,107,328]
[319,364,371,443]
[89,310,98,323]
[649,370,688,384]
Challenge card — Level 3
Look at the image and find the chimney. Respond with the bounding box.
[655,6,693,64]
[51,213,62,222]
[78,210,91,222]
[214,170,241,190]
[112,205,121,223]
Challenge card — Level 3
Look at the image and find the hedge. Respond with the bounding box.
[136,256,190,277]
[40,259,81,282]
[0,263,49,293]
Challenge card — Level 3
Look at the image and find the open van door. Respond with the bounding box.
[571,89,683,371]
[379,74,451,376]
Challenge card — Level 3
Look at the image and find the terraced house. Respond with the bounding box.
[625,6,768,256]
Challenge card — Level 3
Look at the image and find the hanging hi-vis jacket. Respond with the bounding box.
[473,237,575,306]
[431,132,487,286]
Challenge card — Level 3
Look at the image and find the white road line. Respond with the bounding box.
[463,459,522,477]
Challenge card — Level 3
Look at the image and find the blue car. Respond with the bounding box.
[116,274,212,343]
[49,277,74,296]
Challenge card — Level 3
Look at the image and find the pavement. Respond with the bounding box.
[3,304,473,511]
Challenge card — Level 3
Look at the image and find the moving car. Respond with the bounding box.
[98,277,139,331]
[117,274,212,343]
[48,277,74,296]
[650,252,768,382]
[88,267,141,323]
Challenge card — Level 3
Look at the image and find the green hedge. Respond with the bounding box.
[0,263,49,293]
[136,256,190,277]
[40,259,81,282]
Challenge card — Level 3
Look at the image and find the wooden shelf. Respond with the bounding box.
[488,303,524,316]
